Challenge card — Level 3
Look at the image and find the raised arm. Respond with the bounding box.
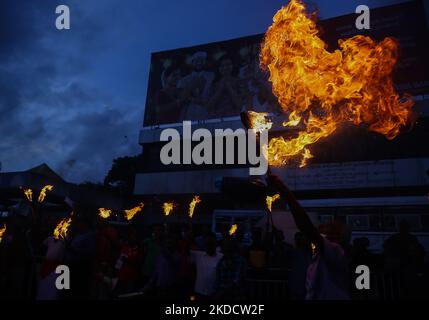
[267,173,323,249]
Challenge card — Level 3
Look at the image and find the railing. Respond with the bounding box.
[245,279,289,300]
[351,272,402,300]
[370,272,401,300]
[26,260,418,300]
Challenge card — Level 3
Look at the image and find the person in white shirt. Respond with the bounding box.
[190,233,223,300]
[178,51,214,120]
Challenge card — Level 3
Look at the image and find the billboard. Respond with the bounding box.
[143,33,272,126]
[143,0,429,127]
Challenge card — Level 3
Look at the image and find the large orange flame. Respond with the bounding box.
[260,0,414,167]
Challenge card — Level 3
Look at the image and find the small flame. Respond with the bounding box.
[311,242,316,255]
[124,203,144,221]
[53,216,72,240]
[248,111,273,133]
[38,185,54,203]
[188,196,202,218]
[0,224,6,243]
[21,187,33,202]
[98,208,112,219]
[266,193,280,212]
[229,224,238,236]
[299,148,314,168]
[163,202,175,216]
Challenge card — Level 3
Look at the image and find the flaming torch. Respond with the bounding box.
[98,208,112,219]
[229,224,238,236]
[163,202,175,216]
[124,203,144,221]
[20,187,33,202]
[19,185,54,226]
[241,110,273,177]
[259,0,414,167]
[53,215,72,240]
[38,185,54,203]
[266,194,280,212]
[188,196,202,218]
[0,224,6,243]
[247,111,273,133]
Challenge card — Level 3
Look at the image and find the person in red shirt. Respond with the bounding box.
[113,227,142,296]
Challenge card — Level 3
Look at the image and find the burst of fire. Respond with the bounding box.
[188,196,202,218]
[229,224,238,236]
[260,0,414,167]
[0,224,6,243]
[248,111,273,133]
[98,208,112,219]
[124,203,144,221]
[38,185,54,203]
[266,193,280,212]
[53,216,72,240]
[21,187,33,202]
[163,202,175,216]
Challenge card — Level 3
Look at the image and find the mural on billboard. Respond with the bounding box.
[143,0,429,127]
[144,35,282,126]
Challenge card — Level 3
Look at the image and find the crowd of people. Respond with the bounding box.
[0,174,428,300]
[150,46,279,124]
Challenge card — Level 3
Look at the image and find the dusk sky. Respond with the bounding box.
[0,0,412,183]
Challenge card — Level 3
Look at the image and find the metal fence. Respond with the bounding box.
[245,272,405,300]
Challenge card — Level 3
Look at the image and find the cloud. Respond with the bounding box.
[4,0,404,184]
[0,0,141,183]
[57,106,141,182]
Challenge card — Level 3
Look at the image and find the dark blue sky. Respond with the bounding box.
[0,0,411,183]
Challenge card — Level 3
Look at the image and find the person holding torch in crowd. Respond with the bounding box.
[241,110,349,299]
[267,173,350,300]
